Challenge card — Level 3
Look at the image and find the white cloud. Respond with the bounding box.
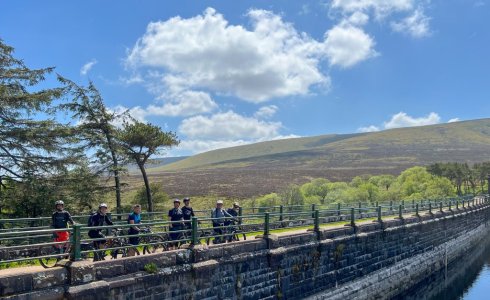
[80,59,97,76]
[179,110,281,140]
[358,112,450,133]
[448,118,460,123]
[330,0,414,19]
[329,0,431,38]
[384,112,441,129]
[254,105,278,119]
[147,91,218,117]
[391,8,431,38]
[358,125,380,132]
[324,24,377,68]
[126,8,331,103]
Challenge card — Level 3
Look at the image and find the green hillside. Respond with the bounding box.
[152,118,490,172]
[142,118,490,198]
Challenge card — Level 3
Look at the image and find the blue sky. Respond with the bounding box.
[1,0,489,156]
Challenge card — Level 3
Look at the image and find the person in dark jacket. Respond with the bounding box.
[127,204,142,256]
[87,203,113,260]
[51,200,75,250]
[168,199,184,250]
[182,197,195,230]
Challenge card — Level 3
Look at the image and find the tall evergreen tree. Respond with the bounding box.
[0,39,79,180]
[59,78,126,214]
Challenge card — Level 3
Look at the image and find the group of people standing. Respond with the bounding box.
[50,197,242,259]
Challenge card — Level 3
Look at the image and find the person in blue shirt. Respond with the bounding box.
[127,204,142,256]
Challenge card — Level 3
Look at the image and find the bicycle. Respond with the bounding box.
[38,240,93,268]
[140,226,168,254]
[107,228,140,259]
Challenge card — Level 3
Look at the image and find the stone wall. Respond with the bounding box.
[1,203,488,300]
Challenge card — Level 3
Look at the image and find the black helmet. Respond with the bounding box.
[55,200,64,206]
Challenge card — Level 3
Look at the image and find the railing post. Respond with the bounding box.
[462,200,465,208]
[412,200,415,210]
[449,201,452,211]
[456,200,459,210]
[358,202,362,214]
[390,200,393,211]
[398,205,403,219]
[401,200,405,210]
[238,207,243,225]
[191,217,198,245]
[439,202,443,213]
[264,213,270,236]
[377,206,382,223]
[350,208,355,227]
[416,204,419,217]
[72,224,82,261]
[429,203,432,214]
[337,203,341,216]
[314,210,320,233]
[312,204,316,218]
[279,205,284,222]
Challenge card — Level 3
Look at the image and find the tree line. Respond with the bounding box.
[0,39,179,217]
[251,165,488,209]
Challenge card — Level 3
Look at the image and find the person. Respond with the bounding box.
[88,203,114,261]
[211,200,232,244]
[51,200,75,251]
[127,204,142,256]
[168,199,184,250]
[181,197,195,230]
[225,202,240,242]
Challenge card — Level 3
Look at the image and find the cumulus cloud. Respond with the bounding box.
[329,0,431,38]
[80,59,97,75]
[254,105,278,119]
[179,110,281,140]
[358,112,461,133]
[330,0,414,20]
[384,112,440,129]
[172,110,296,154]
[324,24,377,68]
[147,91,218,117]
[126,8,337,103]
[358,125,380,132]
[391,8,431,38]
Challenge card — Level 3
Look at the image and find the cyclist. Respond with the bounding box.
[127,204,142,256]
[225,202,240,242]
[211,200,232,244]
[182,197,195,230]
[168,199,184,250]
[51,200,75,251]
[88,203,113,261]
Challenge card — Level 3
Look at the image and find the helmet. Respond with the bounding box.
[233,202,240,208]
[183,197,190,202]
[216,200,224,204]
[55,200,64,206]
[99,203,108,208]
[173,199,181,203]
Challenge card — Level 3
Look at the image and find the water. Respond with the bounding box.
[398,241,490,300]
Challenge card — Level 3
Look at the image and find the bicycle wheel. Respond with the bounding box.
[143,235,166,254]
[38,246,61,268]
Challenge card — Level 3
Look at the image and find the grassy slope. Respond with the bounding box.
[151,118,490,172]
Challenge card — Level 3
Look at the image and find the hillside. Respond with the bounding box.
[142,118,490,198]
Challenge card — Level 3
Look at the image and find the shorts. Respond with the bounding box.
[55,231,70,242]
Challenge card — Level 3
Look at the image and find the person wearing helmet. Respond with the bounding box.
[168,199,184,249]
[225,202,240,242]
[87,203,114,261]
[211,200,232,244]
[51,200,75,250]
[127,204,142,256]
[181,197,195,230]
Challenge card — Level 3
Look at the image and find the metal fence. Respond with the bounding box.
[0,195,487,268]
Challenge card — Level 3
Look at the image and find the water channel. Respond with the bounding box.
[396,239,490,300]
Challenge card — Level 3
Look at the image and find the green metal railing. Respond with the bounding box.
[0,195,487,267]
